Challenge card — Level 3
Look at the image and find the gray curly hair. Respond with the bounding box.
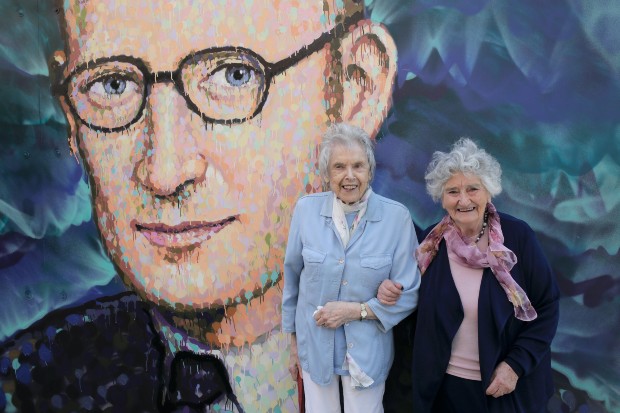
[318,123,376,189]
[425,137,502,202]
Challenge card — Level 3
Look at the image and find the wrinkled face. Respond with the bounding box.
[328,144,371,204]
[59,0,336,309]
[441,172,491,235]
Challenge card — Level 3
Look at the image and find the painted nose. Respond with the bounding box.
[134,84,208,197]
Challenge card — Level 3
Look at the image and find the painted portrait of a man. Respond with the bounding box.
[1,0,399,411]
[1,0,618,412]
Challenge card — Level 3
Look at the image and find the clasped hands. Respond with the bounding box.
[288,301,363,380]
[313,301,361,329]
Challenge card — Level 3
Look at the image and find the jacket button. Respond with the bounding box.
[348,343,354,348]
[342,280,348,286]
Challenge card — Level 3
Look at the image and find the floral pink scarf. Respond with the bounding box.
[416,202,537,321]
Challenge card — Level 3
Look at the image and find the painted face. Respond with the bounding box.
[328,144,371,204]
[58,0,334,310]
[441,172,491,236]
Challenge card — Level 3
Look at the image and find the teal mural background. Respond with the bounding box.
[0,0,618,412]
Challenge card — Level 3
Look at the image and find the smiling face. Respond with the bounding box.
[57,0,339,312]
[441,172,491,236]
[327,143,371,204]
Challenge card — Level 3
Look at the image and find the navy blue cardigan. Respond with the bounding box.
[412,212,560,413]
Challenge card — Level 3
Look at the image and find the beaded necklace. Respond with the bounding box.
[474,208,489,244]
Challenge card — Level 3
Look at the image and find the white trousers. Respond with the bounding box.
[302,370,385,413]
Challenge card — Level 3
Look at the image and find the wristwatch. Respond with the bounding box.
[360,302,368,321]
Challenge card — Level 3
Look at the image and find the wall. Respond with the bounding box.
[0,0,618,412]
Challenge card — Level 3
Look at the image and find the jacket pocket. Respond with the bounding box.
[360,253,393,288]
[302,247,326,282]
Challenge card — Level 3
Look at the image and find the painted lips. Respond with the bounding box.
[134,216,237,248]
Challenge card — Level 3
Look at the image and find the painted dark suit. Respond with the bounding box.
[0,292,240,412]
[412,212,560,413]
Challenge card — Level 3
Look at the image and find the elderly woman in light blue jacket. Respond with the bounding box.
[282,122,421,413]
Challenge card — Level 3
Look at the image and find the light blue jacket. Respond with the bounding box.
[282,191,420,387]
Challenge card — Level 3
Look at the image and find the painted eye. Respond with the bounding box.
[87,76,138,97]
[67,62,145,130]
[183,52,267,122]
[224,65,255,87]
[205,64,260,90]
[102,77,127,95]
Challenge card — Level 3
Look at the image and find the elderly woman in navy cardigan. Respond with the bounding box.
[380,138,559,413]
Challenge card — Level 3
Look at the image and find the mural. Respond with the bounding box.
[0,0,618,412]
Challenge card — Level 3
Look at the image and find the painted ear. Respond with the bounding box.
[340,21,397,139]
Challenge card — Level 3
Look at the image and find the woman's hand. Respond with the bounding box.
[485,361,518,398]
[377,279,403,305]
[288,333,302,380]
[314,301,365,328]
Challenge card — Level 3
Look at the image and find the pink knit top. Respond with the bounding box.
[445,248,484,381]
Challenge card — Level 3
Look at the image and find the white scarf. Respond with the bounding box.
[331,187,373,247]
[332,186,376,388]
